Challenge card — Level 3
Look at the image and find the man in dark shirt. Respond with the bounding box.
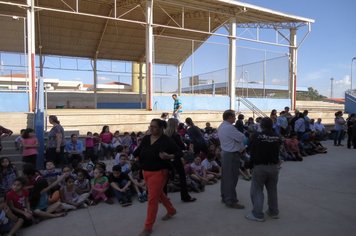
[246,117,281,222]
[109,165,132,206]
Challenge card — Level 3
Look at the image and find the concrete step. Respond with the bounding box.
[0,147,21,155]
[0,106,343,136]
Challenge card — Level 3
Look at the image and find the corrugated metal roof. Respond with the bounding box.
[0,0,314,65]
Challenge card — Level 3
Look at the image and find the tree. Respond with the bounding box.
[296,87,327,101]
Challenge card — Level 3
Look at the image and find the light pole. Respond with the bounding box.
[244,70,249,97]
[351,57,356,91]
[330,77,334,98]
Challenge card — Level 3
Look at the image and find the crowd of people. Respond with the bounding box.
[0,104,355,235]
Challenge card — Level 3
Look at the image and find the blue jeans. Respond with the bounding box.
[333,130,344,145]
[250,165,279,219]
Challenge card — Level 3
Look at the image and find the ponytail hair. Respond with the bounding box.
[49,115,60,124]
[151,118,167,130]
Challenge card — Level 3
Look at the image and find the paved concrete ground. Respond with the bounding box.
[21,141,356,236]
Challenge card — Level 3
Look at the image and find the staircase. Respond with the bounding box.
[345,90,356,114]
[0,135,23,170]
[237,97,268,118]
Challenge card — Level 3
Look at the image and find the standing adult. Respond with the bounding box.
[290,109,300,133]
[172,94,182,122]
[21,128,38,167]
[303,110,311,132]
[246,117,282,222]
[133,119,182,236]
[314,118,326,140]
[276,111,288,136]
[284,106,292,120]
[165,118,196,203]
[46,115,65,167]
[234,114,245,133]
[0,125,13,152]
[217,110,245,209]
[346,113,355,149]
[294,113,306,140]
[334,111,346,146]
[185,118,207,156]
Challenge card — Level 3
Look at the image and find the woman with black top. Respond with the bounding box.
[134,119,182,236]
[165,118,196,202]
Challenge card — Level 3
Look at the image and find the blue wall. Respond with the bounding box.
[0,92,290,112]
[345,92,356,114]
[152,95,290,112]
[0,92,29,112]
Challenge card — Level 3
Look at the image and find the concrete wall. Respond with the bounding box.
[0,92,28,112]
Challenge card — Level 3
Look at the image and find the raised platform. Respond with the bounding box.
[0,101,345,136]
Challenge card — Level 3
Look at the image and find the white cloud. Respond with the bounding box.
[271,78,283,84]
[98,76,110,81]
[334,75,351,85]
[331,75,351,98]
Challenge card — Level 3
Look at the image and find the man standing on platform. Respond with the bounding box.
[172,94,182,122]
[217,110,245,209]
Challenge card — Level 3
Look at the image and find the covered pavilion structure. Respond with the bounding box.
[0,0,314,112]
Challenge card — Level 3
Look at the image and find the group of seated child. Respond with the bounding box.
[0,115,330,235]
[280,131,327,162]
[0,149,149,235]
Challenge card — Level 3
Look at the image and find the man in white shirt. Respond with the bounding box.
[217,110,245,209]
[314,118,326,140]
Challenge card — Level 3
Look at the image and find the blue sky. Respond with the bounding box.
[239,0,356,98]
[1,0,355,98]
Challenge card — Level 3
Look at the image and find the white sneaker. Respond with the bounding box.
[245,213,265,222]
[61,203,77,210]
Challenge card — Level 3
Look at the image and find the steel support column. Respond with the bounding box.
[146,0,153,110]
[289,28,297,110]
[34,77,44,170]
[93,58,98,109]
[178,64,182,96]
[228,18,237,110]
[139,62,144,109]
[27,0,36,112]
